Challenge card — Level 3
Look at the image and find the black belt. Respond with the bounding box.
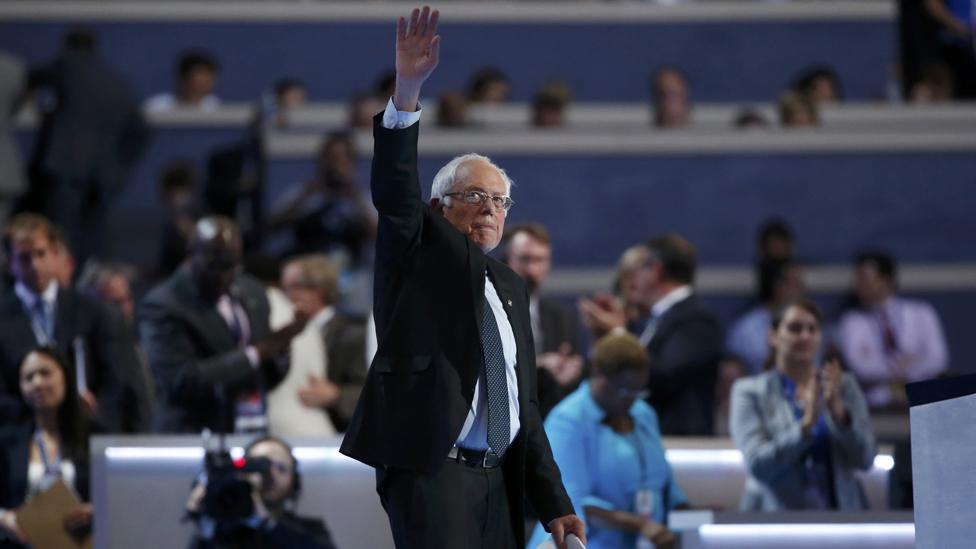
[447,446,502,468]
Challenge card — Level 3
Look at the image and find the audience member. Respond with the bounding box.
[51,229,75,289]
[0,51,26,225]
[837,250,948,408]
[731,299,876,510]
[756,217,795,263]
[526,333,687,549]
[139,217,306,433]
[267,131,376,266]
[923,0,976,98]
[650,66,690,129]
[157,159,200,279]
[373,69,397,102]
[25,29,150,263]
[262,78,308,130]
[0,347,93,548]
[909,62,956,102]
[436,90,468,128]
[347,92,383,130]
[532,81,571,128]
[612,244,656,334]
[186,435,338,549]
[145,49,221,111]
[467,66,511,104]
[270,254,367,436]
[580,234,723,435]
[733,108,770,129]
[778,91,819,127]
[727,258,807,374]
[502,223,584,418]
[0,214,143,432]
[792,66,843,105]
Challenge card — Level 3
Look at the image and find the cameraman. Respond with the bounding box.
[186,436,338,549]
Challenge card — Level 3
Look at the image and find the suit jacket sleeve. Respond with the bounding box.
[649,311,723,396]
[824,374,876,471]
[138,297,259,404]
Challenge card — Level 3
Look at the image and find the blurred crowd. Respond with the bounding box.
[0,3,969,545]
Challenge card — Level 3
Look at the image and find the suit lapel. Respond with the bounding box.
[52,289,75,354]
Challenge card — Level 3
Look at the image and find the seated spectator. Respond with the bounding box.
[267,131,376,266]
[756,217,795,262]
[792,66,843,105]
[910,62,956,102]
[269,255,367,436]
[262,78,308,130]
[0,347,93,547]
[923,0,976,98]
[436,90,468,128]
[650,66,690,129]
[347,92,383,130]
[532,81,571,128]
[727,258,807,374]
[467,66,511,104]
[837,251,948,408]
[145,49,221,112]
[731,299,876,511]
[139,217,306,433]
[733,108,769,129]
[373,69,396,101]
[502,223,584,418]
[778,91,818,127]
[186,435,338,548]
[157,159,200,279]
[526,333,687,549]
[1,213,143,432]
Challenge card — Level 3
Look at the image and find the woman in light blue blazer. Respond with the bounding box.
[730,298,876,511]
[527,333,687,549]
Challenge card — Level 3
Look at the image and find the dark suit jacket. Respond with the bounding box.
[0,287,141,431]
[535,297,583,418]
[188,511,337,549]
[339,115,572,542]
[139,268,281,433]
[321,313,367,432]
[646,293,724,435]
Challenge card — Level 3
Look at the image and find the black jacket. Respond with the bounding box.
[188,511,336,549]
[339,115,573,543]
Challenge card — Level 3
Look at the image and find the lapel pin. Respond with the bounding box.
[506,299,513,307]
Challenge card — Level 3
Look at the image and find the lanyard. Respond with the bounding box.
[623,423,649,487]
[34,431,62,477]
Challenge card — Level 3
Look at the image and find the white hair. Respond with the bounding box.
[430,153,514,201]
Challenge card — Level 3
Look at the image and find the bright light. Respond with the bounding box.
[874,454,895,471]
[665,449,743,465]
[293,447,346,461]
[700,523,915,538]
[106,447,205,461]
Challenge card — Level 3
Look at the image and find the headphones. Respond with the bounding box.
[245,435,302,503]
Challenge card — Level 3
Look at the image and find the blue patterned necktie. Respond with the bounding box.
[480,298,510,457]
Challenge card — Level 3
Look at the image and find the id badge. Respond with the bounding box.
[635,489,655,549]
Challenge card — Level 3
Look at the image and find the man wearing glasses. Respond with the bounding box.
[340,7,585,549]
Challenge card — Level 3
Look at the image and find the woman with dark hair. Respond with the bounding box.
[730,299,876,511]
[526,333,687,549]
[0,346,92,546]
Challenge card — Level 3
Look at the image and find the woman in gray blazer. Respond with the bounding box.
[730,299,876,510]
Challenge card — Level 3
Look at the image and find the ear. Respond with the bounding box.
[430,197,445,214]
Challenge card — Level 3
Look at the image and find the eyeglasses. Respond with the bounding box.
[443,190,515,212]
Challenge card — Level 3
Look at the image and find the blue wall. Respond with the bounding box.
[1,19,894,102]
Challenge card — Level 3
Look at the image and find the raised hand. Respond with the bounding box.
[821,358,850,425]
[393,6,441,112]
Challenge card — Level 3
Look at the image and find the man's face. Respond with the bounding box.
[281,262,326,317]
[506,232,551,295]
[434,159,508,252]
[189,234,241,299]
[182,67,216,102]
[654,70,690,128]
[8,230,58,293]
[248,440,295,506]
[854,262,893,306]
[102,274,135,326]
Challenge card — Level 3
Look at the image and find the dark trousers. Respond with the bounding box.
[377,459,517,549]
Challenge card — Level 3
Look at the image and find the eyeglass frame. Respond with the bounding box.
[442,189,515,212]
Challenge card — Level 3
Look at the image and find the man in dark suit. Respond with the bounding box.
[272,254,367,435]
[139,216,305,433]
[580,234,724,435]
[24,29,149,262]
[502,222,584,418]
[339,8,584,549]
[0,213,143,431]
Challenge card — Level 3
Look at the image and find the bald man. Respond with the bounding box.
[139,216,305,433]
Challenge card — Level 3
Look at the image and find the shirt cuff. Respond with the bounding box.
[381,97,422,129]
[245,346,260,368]
[580,495,616,512]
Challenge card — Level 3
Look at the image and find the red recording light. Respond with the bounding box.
[233,457,246,468]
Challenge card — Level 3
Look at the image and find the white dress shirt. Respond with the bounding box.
[15,280,59,345]
[381,98,521,450]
